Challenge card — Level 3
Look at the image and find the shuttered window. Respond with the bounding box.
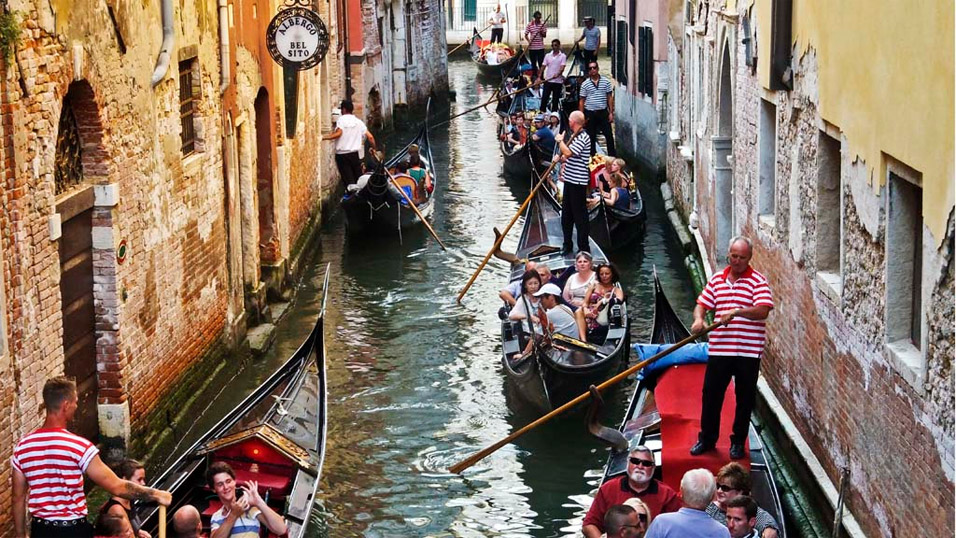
[614,20,628,85]
[637,26,654,96]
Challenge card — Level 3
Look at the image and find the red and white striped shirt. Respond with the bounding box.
[698,266,774,359]
[525,21,547,49]
[11,428,99,520]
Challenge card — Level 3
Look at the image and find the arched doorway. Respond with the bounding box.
[713,40,734,253]
[54,82,102,441]
[254,88,277,263]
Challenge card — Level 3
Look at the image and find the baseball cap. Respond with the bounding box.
[534,114,545,122]
[533,283,563,297]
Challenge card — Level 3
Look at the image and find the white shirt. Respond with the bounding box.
[334,114,368,155]
[489,10,506,29]
[542,51,567,83]
[546,304,578,338]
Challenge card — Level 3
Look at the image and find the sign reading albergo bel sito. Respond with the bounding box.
[266,3,330,70]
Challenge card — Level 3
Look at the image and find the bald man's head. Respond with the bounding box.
[172,505,202,538]
[569,110,585,130]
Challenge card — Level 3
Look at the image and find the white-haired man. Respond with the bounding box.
[644,469,730,537]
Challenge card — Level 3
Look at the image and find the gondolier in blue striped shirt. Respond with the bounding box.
[578,61,616,157]
[556,111,592,255]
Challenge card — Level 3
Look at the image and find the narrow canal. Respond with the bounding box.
[161,57,698,537]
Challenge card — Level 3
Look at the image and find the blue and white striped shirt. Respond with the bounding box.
[580,76,613,111]
[211,506,261,537]
[563,131,592,185]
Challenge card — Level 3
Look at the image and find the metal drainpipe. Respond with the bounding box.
[218,0,230,93]
[151,0,174,87]
[342,0,352,99]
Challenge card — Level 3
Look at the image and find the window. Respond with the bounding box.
[614,20,628,85]
[179,58,199,155]
[886,170,923,350]
[758,99,777,218]
[637,26,654,96]
[405,3,414,65]
[816,131,842,283]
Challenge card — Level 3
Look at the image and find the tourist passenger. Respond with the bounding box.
[582,446,681,537]
[607,157,630,190]
[556,110,592,254]
[509,269,543,332]
[101,459,151,538]
[534,282,587,341]
[501,114,522,150]
[623,498,654,536]
[563,251,596,308]
[595,171,630,210]
[172,505,203,538]
[323,100,378,188]
[578,61,616,156]
[575,263,625,338]
[524,11,548,72]
[536,263,552,285]
[500,261,538,307]
[11,377,172,538]
[549,112,564,140]
[406,151,433,202]
[643,469,730,538]
[488,4,506,44]
[94,512,133,538]
[689,236,774,460]
[207,461,287,538]
[539,40,567,112]
[706,463,779,537]
[531,114,556,156]
[725,496,760,538]
[604,504,642,538]
[575,17,601,71]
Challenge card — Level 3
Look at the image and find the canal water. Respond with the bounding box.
[164,57,698,537]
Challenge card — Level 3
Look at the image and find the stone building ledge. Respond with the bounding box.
[815,271,842,305]
[884,340,925,393]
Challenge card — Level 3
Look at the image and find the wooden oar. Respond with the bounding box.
[449,24,492,56]
[456,159,558,303]
[382,168,447,250]
[431,72,563,129]
[159,505,166,538]
[448,321,722,474]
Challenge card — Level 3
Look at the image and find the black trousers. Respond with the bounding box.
[334,151,364,187]
[581,49,597,72]
[31,518,94,538]
[491,28,504,43]
[698,355,761,446]
[584,108,616,157]
[541,82,563,112]
[528,49,545,72]
[561,182,590,253]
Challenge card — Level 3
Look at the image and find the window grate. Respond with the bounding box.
[54,97,84,195]
[179,59,197,155]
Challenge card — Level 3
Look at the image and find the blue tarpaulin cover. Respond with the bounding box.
[633,343,709,379]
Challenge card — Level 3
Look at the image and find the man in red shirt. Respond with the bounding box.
[582,446,681,537]
[690,236,774,460]
[12,377,172,538]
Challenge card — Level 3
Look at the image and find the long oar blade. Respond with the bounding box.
[447,321,721,474]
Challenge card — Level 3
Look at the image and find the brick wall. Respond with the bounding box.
[664,4,954,536]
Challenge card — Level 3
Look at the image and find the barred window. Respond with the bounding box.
[179,58,198,155]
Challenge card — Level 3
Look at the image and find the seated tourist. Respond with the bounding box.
[531,114,556,156]
[706,463,779,538]
[500,114,523,149]
[623,498,654,537]
[207,461,287,538]
[563,251,596,308]
[549,112,564,141]
[725,496,760,538]
[536,263,553,286]
[101,459,150,538]
[407,142,429,167]
[172,505,203,538]
[499,261,538,308]
[604,505,641,538]
[406,153,433,202]
[95,511,133,538]
[509,269,543,333]
[535,282,587,341]
[575,263,625,340]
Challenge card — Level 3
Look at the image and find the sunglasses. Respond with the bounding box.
[588,65,599,70]
[628,457,654,467]
[716,483,739,492]
[622,513,648,527]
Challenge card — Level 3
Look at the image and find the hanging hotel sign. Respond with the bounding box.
[266,2,330,70]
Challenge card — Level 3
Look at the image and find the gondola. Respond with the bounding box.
[590,270,787,534]
[498,186,631,412]
[586,158,646,251]
[470,29,522,77]
[134,266,331,538]
[341,101,436,235]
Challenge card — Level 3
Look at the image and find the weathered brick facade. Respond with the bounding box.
[663,1,954,535]
[0,0,344,531]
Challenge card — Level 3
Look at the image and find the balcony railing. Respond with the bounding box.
[576,0,608,26]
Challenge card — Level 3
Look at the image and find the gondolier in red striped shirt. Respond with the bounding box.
[12,377,172,538]
[690,236,774,461]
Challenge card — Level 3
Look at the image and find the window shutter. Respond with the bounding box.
[637,27,647,94]
[615,20,628,85]
[644,27,654,95]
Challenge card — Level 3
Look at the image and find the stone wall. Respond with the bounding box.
[664,2,955,535]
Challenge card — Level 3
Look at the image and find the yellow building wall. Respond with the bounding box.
[754,0,954,243]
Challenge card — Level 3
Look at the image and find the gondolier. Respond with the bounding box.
[12,377,172,538]
[575,17,601,70]
[557,111,592,254]
[524,11,548,72]
[539,40,566,112]
[578,61,616,156]
[488,4,506,43]
[323,100,377,188]
[690,236,774,460]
